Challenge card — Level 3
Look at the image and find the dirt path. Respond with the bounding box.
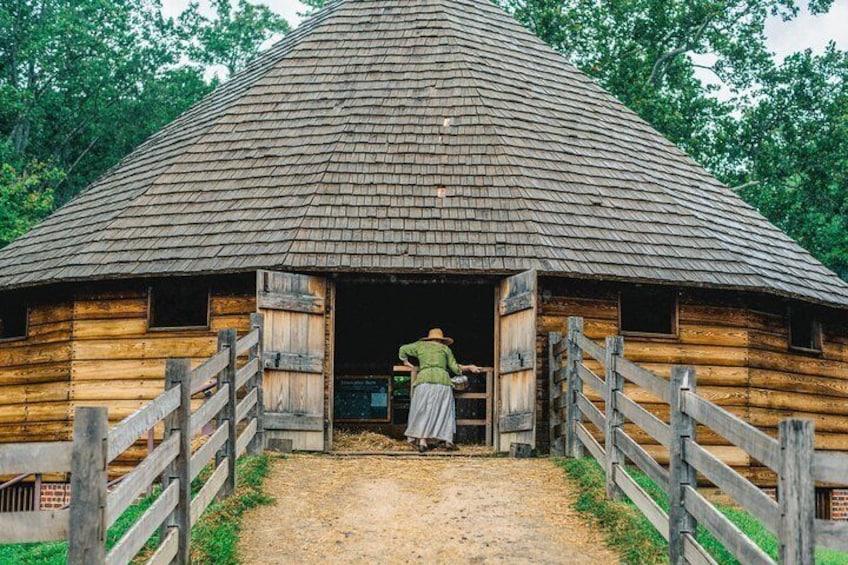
[238,455,619,564]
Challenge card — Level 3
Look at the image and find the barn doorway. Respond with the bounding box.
[332,278,495,447]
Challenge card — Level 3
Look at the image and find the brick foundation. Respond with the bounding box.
[832,489,848,521]
[39,483,71,510]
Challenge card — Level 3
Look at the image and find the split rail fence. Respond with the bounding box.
[0,313,266,564]
[549,316,848,565]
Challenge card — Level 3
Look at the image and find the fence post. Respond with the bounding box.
[159,363,180,549]
[668,366,698,565]
[778,419,815,565]
[548,331,564,456]
[68,406,108,564]
[167,358,192,565]
[565,316,584,458]
[219,329,238,497]
[604,336,624,500]
[248,313,266,455]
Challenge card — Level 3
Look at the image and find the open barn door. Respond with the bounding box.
[257,270,330,451]
[496,270,538,451]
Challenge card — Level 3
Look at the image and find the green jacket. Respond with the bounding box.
[398,340,462,388]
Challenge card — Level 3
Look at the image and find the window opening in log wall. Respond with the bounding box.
[0,293,27,341]
[148,279,211,329]
[619,287,677,337]
[789,305,822,353]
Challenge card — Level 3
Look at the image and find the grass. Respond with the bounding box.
[555,457,848,565]
[0,454,273,565]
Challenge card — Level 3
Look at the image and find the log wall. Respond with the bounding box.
[0,275,256,474]
[538,278,848,486]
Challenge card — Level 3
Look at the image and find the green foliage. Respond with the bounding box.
[556,457,848,565]
[0,160,59,246]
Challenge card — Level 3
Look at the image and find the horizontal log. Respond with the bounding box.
[73,298,146,320]
[236,418,257,458]
[258,290,323,314]
[0,509,69,544]
[210,315,252,333]
[191,460,228,527]
[683,439,779,534]
[615,392,670,447]
[682,486,773,565]
[623,342,747,367]
[265,412,323,432]
[106,480,178,565]
[814,519,848,552]
[72,319,147,339]
[0,381,70,404]
[73,337,216,362]
[616,358,669,403]
[538,296,617,320]
[749,387,848,416]
[28,303,73,325]
[615,428,669,491]
[748,369,848,399]
[191,424,228,481]
[500,290,534,316]
[682,392,779,471]
[107,433,179,527]
[72,380,163,402]
[263,351,322,374]
[813,451,848,485]
[749,348,848,381]
[614,467,669,541]
[0,362,69,387]
[748,407,848,435]
[678,324,749,348]
[210,295,256,316]
[0,441,72,475]
[107,387,180,462]
[71,359,165,381]
[190,387,228,436]
[147,526,178,565]
[0,342,71,368]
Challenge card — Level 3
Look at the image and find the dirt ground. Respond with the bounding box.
[238,455,620,564]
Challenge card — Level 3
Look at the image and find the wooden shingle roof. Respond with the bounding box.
[1,0,847,308]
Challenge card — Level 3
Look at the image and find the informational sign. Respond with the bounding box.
[334,377,391,421]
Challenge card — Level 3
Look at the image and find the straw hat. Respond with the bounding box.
[421,328,453,345]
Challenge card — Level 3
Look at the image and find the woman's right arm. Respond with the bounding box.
[399,343,417,368]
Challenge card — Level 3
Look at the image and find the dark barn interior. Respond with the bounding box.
[333,279,495,443]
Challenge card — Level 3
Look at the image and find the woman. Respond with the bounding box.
[399,328,480,452]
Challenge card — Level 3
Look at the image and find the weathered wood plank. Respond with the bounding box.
[190,424,228,481]
[189,349,229,395]
[236,418,257,458]
[234,329,260,357]
[614,428,669,491]
[263,351,322,373]
[576,392,605,430]
[499,290,533,316]
[668,366,697,565]
[813,451,848,484]
[190,460,228,527]
[575,422,605,465]
[0,509,69,544]
[264,412,323,431]
[107,433,180,528]
[683,533,719,565]
[605,336,624,501]
[499,411,534,433]
[219,328,238,498]
[616,392,671,447]
[107,387,179,462]
[683,439,779,534]
[682,391,780,471]
[257,290,324,314]
[0,441,72,475]
[499,350,534,375]
[235,358,260,391]
[576,363,606,401]
[236,388,258,424]
[778,419,815,564]
[146,526,178,565]
[814,519,848,552]
[616,357,670,403]
[548,332,564,456]
[614,467,669,541]
[106,481,179,565]
[566,317,584,458]
[682,486,774,565]
[68,407,108,564]
[189,386,228,436]
[575,333,606,363]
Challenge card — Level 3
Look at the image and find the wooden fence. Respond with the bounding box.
[549,316,848,565]
[0,313,266,564]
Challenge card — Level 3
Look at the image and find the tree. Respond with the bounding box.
[179,0,290,79]
[0,160,59,247]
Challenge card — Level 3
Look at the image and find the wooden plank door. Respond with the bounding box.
[496,270,538,451]
[257,270,329,451]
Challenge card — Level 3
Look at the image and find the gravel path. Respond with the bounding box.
[238,455,619,564]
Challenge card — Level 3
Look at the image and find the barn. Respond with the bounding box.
[1,0,847,514]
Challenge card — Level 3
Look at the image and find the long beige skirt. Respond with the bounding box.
[404,383,456,443]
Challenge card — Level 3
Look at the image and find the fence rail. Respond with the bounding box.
[0,313,266,564]
[550,316,848,565]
